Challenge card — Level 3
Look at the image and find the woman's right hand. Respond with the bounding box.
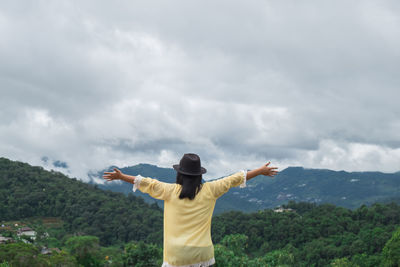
[246,162,278,181]
[258,162,278,177]
[103,168,124,182]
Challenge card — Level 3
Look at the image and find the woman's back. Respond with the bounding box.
[103,153,278,267]
[136,171,246,266]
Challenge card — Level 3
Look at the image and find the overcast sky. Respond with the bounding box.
[1,0,400,181]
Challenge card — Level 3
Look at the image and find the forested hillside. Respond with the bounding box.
[1,158,400,266]
[0,158,164,246]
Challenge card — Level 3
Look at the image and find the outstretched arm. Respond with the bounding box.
[103,168,174,200]
[207,162,278,199]
[103,168,135,184]
[246,162,278,181]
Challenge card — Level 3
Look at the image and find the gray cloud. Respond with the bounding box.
[1,0,400,180]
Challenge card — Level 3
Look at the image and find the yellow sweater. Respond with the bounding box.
[134,170,246,267]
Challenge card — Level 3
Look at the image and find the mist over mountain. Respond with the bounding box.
[92,164,400,213]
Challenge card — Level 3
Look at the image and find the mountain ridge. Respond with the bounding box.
[93,163,400,213]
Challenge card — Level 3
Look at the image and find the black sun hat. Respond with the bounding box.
[173,153,207,176]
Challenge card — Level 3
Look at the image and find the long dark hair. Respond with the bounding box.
[176,173,203,200]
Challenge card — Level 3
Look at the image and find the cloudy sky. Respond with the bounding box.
[1,0,400,181]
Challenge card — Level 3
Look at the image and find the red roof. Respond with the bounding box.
[19,227,33,232]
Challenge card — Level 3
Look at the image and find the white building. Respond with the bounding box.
[273,207,294,213]
[17,227,36,241]
[0,235,13,244]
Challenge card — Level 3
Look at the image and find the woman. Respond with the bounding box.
[103,153,278,267]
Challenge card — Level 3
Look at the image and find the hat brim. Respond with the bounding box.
[173,164,207,176]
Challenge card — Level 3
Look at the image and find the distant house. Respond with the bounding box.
[17,227,36,241]
[1,224,12,230]
[40,247,61,255]
[41,247,51,255]
[273,207,294,213]
[0,235,13,244]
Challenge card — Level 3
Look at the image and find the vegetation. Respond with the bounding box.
[0,158,163,246]
[382,227,400,266]
[1,158,400,266]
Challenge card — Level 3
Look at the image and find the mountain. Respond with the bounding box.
[92,164,261,214]
[89,164,177,209]
[94,164,400,213]
[240,166,400,210]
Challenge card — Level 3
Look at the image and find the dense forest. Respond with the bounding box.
[0,158,163,246]
[1,158,400,266]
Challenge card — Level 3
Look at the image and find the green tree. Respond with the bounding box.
[122,241,162,267]
[382,227,400,267]
[65,235,101,267]
[0,242,46,267]
[262,249,295,267]
[101,246,124,267]
[45,251,78,267]
[351,253,382,267]
[330,257,352,267]
[214,244,249,267]
[220,234,248,256]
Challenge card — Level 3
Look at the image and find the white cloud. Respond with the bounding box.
[1,0,400,180]
[302,140,400,173]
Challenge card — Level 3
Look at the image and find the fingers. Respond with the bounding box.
[103,169,120,179]
[103,168,121,181]
[104,168,121,175]
[267,166,279,176]
[102,174,115,181]
[262,162,278,176]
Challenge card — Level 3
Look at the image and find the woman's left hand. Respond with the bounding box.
[103,168,123,182]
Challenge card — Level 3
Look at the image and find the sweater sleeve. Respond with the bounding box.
[133,175,175,201]
[207,170,247,199]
